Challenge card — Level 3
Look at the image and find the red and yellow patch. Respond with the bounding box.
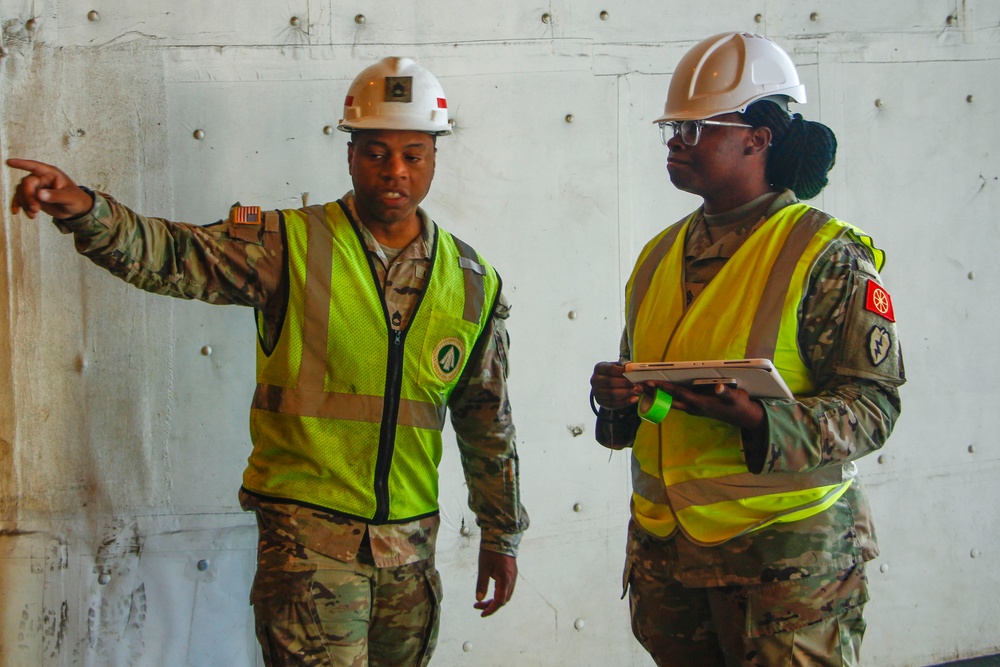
[864,280,895,322]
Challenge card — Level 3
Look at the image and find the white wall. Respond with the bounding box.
[0,1,997,665]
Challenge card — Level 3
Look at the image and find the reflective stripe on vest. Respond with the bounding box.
[625,204,881,545]
[244,201,499,523]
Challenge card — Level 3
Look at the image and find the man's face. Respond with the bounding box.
[348,130,437,230]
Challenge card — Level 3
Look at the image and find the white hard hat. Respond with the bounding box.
[338,57,451,136]
[654,32,806,124]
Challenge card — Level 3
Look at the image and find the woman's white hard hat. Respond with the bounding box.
[654,32,806,124]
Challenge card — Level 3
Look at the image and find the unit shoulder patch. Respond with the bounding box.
[864,279,895,322]
[868,325,892,366]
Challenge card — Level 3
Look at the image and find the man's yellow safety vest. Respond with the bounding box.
[242,201,500,523]
[625,203,884,545]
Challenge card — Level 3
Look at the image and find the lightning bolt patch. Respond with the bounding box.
[868,326,891,367]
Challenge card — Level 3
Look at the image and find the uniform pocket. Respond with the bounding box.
[745,562,869,638]
[417,308,474,391]
[416,566,444,666]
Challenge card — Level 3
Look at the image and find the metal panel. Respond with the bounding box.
[50,0,313,47]
[340,1,552,44]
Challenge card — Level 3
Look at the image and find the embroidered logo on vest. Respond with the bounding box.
[433,337,465,382]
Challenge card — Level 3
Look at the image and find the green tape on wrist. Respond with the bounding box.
[637,388,672,423]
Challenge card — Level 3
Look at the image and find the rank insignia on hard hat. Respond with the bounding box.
[385,76,413,103]
[868,325,892,366]
[432,337,465,382]
[231,205,262,225]
[864,279,895,322]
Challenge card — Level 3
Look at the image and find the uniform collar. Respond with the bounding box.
[341,191,435,260]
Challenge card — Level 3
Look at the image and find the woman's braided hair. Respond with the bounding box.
[739,100,837,200]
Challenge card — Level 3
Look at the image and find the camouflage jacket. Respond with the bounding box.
[55,191,528,566]
[598,191,904,586]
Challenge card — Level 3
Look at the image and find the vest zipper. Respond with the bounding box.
[373,328,405,523]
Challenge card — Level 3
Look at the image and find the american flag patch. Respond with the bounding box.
[231,206,261,225]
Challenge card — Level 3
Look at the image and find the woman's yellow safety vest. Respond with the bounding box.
[243,201,500,523]
[625,203,884,546]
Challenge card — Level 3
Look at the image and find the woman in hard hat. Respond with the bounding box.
[591,32,904,666]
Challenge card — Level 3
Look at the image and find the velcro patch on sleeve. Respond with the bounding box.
[228,205,263,244]
[864,279,895,322]
[231,205,262,225]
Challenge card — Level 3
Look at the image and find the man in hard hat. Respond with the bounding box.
[590,32,904,666]
[9,56,527,666]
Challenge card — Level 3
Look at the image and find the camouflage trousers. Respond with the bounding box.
[250,530,443,667]
[625,523,869,667]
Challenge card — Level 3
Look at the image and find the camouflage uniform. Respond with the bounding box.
[597,191,904,667]
[54,191,528,666]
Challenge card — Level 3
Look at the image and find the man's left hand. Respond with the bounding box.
[474,549,517,617]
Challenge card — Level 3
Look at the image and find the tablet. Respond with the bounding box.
[623,358,793,399]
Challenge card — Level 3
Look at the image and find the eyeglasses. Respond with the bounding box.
[659,119,753,147]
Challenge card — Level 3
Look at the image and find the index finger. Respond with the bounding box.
[6,158,55,175]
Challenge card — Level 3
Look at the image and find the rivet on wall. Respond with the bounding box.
[541,13,552,24]
[874,98,883,109]
[877,454,886,464]
[201,345,212,357]
[25,18,38,31]
[573,502,582,512]
[574,618,586,631]
[567,309,577,318]
[754,13,763,24]
[74,354,87,373]
[967,271,975,281]
[323,125,334,135]
[193,129,205,140]
[462,642,473,653]
[565,114,574,124]
[290,16,301,28]
[98,572,111,585]
[809,12,819,22]
[880,562,889,573]
[459,519,471,537]
[87,10,100,22]
[966,94,974,104]
[568,425,584,437]
[599,11,609,21]
[968,444,976,453]
[355,14,366,25]
[971,548,980,559]
[197,559,210,571]
[946,14,957,27]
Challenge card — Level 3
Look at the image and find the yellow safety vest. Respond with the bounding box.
[243,201,500,523]
[625,203,884,545]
